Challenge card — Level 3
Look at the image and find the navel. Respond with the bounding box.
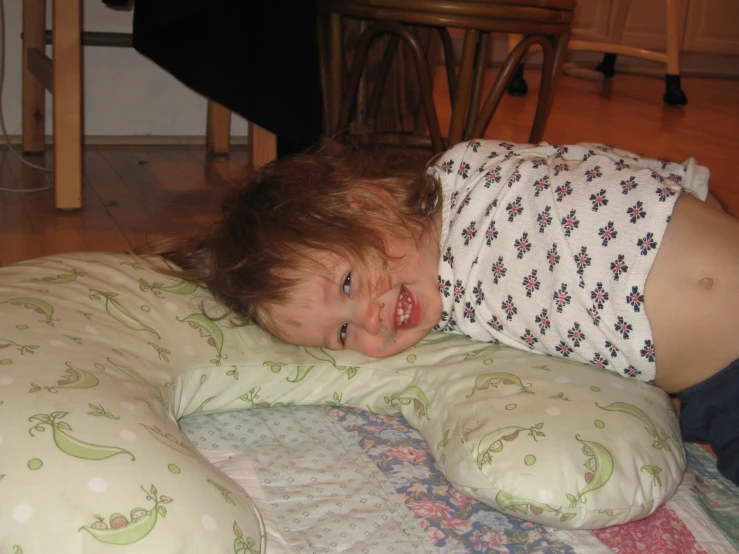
[698,277,714,290]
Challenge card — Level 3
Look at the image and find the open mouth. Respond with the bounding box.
[395,285,414,329]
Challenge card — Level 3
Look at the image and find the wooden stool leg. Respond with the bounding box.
[609,0,632,42]
[665,0,680,75]
[248,122,277,170]
[206,100,231,156]
[22,0,46,154]
[52,0,82,210]
[663,0,687,105]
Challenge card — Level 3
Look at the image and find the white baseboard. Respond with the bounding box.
[1,135,249,148]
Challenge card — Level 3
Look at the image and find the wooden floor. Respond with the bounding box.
[2,70,739,267]
[0,147,249,267]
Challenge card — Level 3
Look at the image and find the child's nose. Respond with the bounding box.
[361,301,384,335]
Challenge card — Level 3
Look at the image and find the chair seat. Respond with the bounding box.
[363,0,576,14]
[320,0,575,31]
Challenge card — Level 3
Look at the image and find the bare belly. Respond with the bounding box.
[645,194,739,393]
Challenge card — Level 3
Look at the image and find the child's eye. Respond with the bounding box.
[342,273,352,295]
[339,323,348,347]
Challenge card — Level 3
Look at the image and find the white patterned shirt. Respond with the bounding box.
[431,139,709,382]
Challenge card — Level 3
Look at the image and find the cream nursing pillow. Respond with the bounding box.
[177,329,685,529]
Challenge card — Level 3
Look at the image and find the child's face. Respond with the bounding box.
[268,232,442,358]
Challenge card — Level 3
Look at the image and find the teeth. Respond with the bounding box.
[396,287,411,328]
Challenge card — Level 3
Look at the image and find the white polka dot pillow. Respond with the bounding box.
[0,253,686,554]
[0,253,265,553]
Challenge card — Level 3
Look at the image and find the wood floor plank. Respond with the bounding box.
[160,148,239,230]
[160,148,213,187]
[128,147,229,231]
[129,147,206,193]
[163,147,252,189]
[0,152,46,265]
[4,151,90,261]
[11,150,133,258]
[83,150,164,250]
[99,148,217,240]
[204,155,251,192]
[77,170,134,255]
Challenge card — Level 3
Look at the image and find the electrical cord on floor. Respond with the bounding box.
[0,0,55,193]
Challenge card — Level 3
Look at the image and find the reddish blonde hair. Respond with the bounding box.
[148,146,440,332]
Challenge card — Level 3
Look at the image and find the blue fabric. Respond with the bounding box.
[678,359,739,486]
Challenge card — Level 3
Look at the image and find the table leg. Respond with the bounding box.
[206,100,231,156]
[248,122,277,171]
[52,0,83,210]
[22,0,46,154]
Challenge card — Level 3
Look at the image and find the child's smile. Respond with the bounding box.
[395,285,417,329]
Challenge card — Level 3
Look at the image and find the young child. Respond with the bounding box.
[155,139,739,486]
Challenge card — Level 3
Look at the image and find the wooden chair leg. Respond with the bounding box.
[22,0,46,154]
[316,11,332,136]
[448,29,479,146]
[471,35,549,139]
[206,100,231,156]
[529,37,556,144]
[52,0,82,210]
[464,32,490,140]
[529,33,570,143]
[248,122,277,170]
[326,13,344,136]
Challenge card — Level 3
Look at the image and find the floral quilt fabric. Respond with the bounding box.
[327,406,738,554]
[326,406,570,554]
[182,404,738,553]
